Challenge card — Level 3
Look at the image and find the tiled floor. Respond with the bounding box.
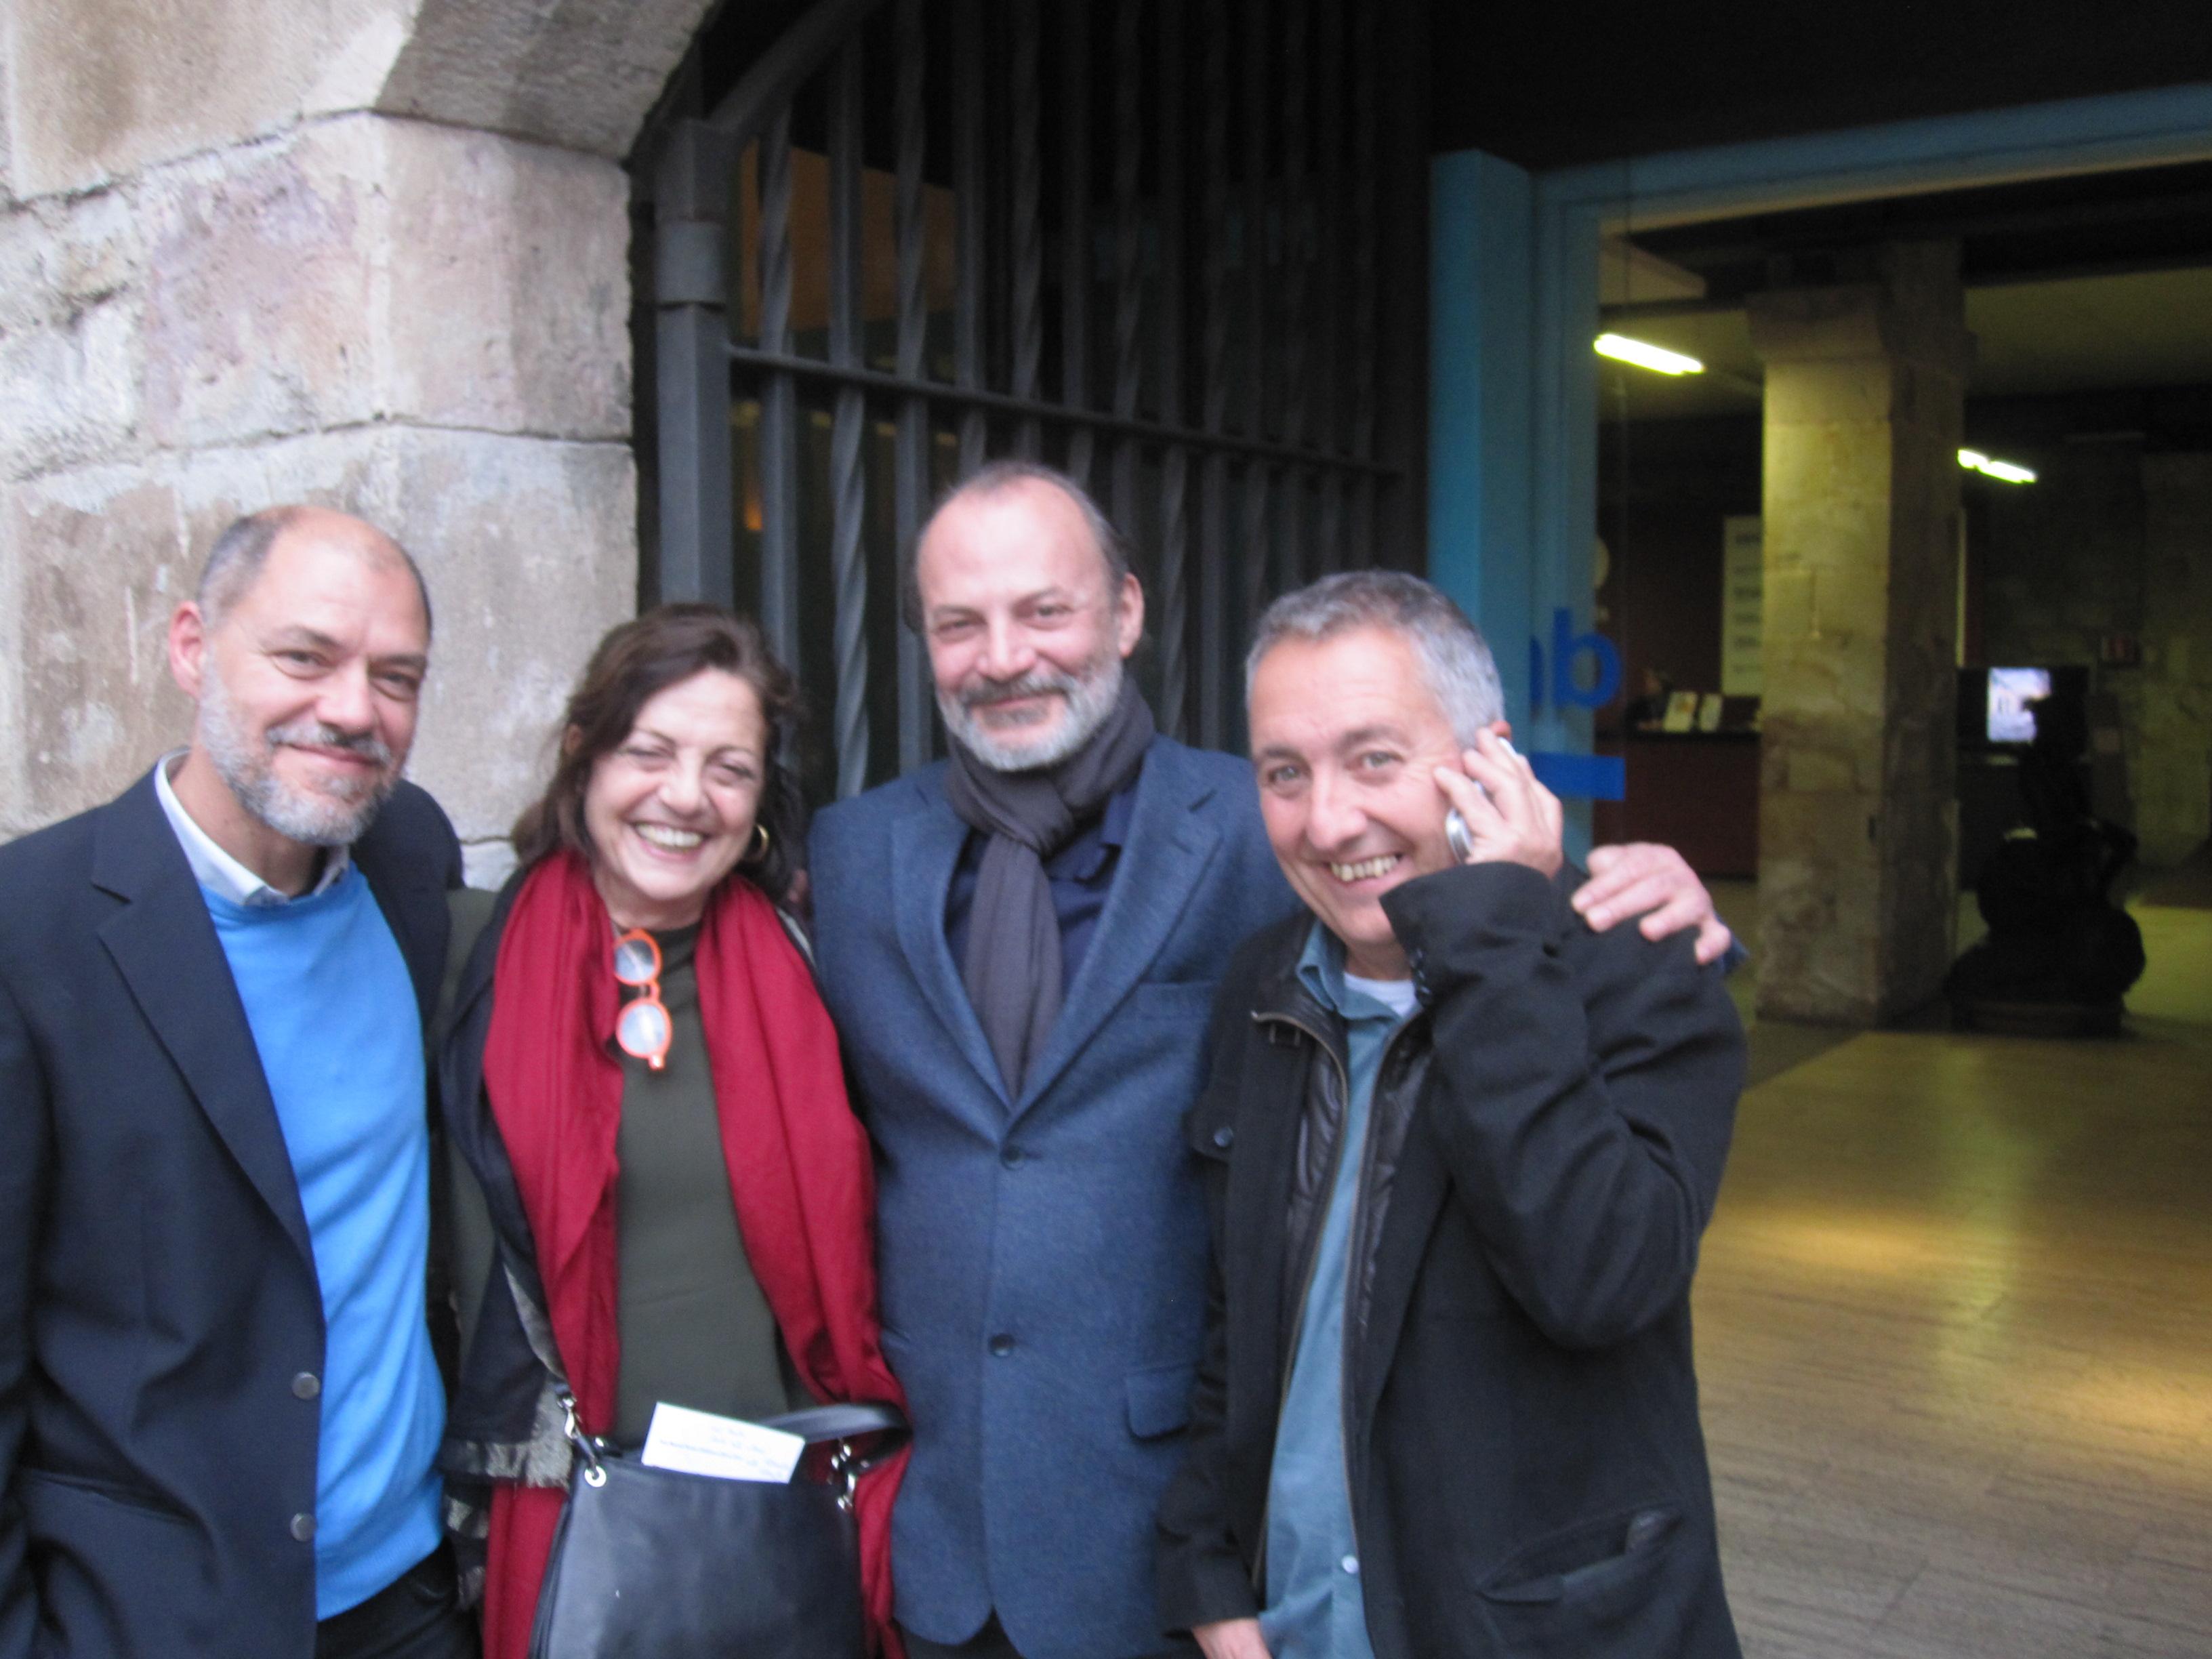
[1695,895,2212,1657]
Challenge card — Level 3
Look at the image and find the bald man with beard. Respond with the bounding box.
[0,508,475,1658]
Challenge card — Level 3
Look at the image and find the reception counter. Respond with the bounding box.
[1591,729,1761,880]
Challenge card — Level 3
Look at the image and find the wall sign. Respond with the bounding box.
[1721,515,1763,697]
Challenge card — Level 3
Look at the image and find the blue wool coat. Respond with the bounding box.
[809,736,1296,1659]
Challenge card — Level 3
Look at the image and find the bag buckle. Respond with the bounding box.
[560,1391,609,1490]
[829,1441,860,1514]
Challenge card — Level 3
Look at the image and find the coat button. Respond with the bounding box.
[291,1372,321,1400]
[290,1513,316,1543]
[1340,1554,1359,1576]
[988,1334,1016,1357]
[1212,1126,1234,1149]
[1000,1146,1025,1168]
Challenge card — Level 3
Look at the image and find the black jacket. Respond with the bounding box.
[0,771,459,1658]
[1157,861,1746,1659]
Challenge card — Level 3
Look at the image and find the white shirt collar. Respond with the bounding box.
[154,750,352,907]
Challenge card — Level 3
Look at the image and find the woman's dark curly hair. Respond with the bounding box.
[511,605,805,909]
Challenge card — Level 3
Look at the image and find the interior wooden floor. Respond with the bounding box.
[1696,890,2212,1657]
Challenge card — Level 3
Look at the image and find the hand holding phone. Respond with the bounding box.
[1434,729,1563,876]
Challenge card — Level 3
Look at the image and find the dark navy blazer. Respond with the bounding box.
[0,769,459,1658]
[810,736,1297,1659]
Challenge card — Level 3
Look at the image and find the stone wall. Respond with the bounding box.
[1979,445,2212,869]
[0,0,717,874]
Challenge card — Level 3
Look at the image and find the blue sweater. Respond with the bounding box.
[204,866,445,1618]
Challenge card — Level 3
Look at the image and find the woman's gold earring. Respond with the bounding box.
[747,823,772,863]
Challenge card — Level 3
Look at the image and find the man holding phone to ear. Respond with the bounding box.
[1158,571,1746,1659]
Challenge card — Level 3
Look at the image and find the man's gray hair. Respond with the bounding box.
[902,460,1132,630]
[197,506,434,637]
[1246,570,1504,743]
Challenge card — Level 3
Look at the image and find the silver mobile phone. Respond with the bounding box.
[1445,807,1475,863]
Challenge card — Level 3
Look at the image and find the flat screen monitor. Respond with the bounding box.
[1986,667,2051,745]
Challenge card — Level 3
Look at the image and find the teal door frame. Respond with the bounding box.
[1431,81,2212,856]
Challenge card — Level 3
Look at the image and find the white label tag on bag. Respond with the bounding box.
[639,1402,806,1483]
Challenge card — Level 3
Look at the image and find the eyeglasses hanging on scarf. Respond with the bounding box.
[612,929,672,1070]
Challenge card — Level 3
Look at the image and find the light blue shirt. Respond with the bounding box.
[1260,924,1417,1659]
[197,863,446,1618]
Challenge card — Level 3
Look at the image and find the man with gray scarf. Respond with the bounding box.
[807,463,1729,1659]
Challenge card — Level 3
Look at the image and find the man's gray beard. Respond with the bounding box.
[940,651,1124,773]
[199,668,398,848]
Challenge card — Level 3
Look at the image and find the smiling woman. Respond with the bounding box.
[432,605,907,1659]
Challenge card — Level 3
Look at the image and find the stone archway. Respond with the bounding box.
[1,0,715,869]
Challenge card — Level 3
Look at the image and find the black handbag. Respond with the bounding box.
[528,1395,907,1659]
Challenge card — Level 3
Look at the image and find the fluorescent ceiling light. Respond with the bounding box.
[1595,333,1704,375]
[1959,449,2037,484]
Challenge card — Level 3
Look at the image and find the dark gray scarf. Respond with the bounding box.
[943,676,1155,1097]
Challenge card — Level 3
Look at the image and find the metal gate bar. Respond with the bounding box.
[893,0,934,775]
[827,35,871,797]
[1154,0,1189,741]
[1061,0,1094,489]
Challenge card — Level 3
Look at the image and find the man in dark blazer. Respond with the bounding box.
[809,465,1734,1659]
[0,508,473,1658]
[1158,571,1745,1659]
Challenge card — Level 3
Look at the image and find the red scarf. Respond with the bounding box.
[478,851,906,1659]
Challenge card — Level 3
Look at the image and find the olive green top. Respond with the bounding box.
[445,886,810,1455]
[609,917,811,1446]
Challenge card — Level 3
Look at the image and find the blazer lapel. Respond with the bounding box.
[890,780,1010,1111]
[92,774,314,1267]
[1015,739,1225,1115]
[354,823,449,1034]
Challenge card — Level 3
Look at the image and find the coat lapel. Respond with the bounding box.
[890,778,1010,1111]
[353,811,449,1032]
[1014,739,1225,1115]
[92,773,315,1267]
[1354,1108,1454,1427]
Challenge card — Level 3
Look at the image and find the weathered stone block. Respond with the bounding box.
[375,0,720,159]
[0,278,142,484]
[377,428,637,842]
[1,469,197,834]
[138,116,632,451]
[7,0,415,197]
[0,189,151,483]
[382,121,630,441]
[140,122,384,448]
[0,20,16,207]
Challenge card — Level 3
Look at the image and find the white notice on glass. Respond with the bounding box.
[640,1402,805,1483]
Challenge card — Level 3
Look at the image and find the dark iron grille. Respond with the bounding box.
[640,0,1422,799]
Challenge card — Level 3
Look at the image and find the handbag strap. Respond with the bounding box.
[760,1402,908,1447]
[558,1392,908,1504]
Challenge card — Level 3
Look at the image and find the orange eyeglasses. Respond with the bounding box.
[611,929,672,1070]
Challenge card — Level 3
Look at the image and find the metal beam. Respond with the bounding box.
[724,344,1402,474]
[653,120,737,607]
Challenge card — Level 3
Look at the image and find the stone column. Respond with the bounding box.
[1748,244,1974,1024]
[2135,454,2212,866]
